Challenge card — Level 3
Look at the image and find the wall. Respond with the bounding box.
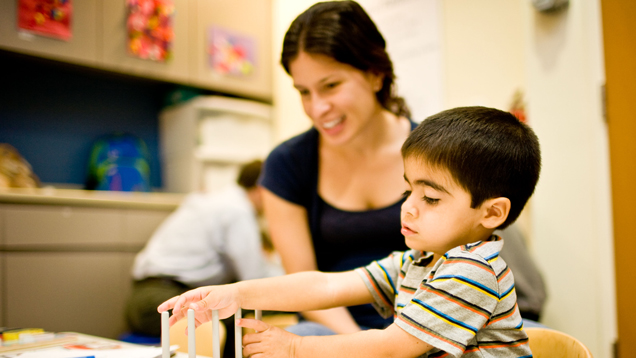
[271,0,316,142]
[0,51,177,188]
[523,1,616,357]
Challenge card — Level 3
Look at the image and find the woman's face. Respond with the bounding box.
[289,51,383,146]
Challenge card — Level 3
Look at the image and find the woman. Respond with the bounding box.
[259,1,416,335]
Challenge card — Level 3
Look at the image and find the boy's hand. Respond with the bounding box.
[157,284,240,328]
[239,319,301,358]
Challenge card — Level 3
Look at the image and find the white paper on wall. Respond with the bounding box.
[359,0,444,122]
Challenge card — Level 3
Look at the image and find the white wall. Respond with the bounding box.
[523,1,616,357]
[271,0,617,356]
[271,0,316,143]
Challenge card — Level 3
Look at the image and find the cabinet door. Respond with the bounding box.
[123,209,172,249]
[4,204,122,247]
[100,0,191,83]
[189,0,273,101]
[0,0,100,66]
[5,252,134,339]
[0,253,4,326]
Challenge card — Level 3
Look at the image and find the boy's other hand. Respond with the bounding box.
[157,284,241,328]
[240,319,301,358]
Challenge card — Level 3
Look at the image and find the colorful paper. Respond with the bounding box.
[208,26,256,77]
[18,0,73,41]
[126,0,175,62]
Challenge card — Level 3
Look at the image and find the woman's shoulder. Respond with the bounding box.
[265,127,319,169]
[271,127,319,155]
[260,127,318,204]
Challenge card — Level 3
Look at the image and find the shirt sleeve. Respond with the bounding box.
[355,252,405,319]
[396,253,499,357]
[258,129,317,208]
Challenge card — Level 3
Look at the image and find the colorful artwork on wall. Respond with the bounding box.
[126,0,175,62]
[208,26,256,77]
[18,0,73,41]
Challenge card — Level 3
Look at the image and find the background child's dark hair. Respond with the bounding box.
[402,106,541,229]
[280,0,410,118]
[237,160,262,189]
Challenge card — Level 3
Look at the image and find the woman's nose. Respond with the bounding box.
[308,95,331,119]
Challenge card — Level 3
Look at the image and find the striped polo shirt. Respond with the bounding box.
[356,236,532,358]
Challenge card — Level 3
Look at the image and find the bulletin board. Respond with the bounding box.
[359,0,443,122]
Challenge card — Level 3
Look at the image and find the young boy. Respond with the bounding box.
[158,106,540,358]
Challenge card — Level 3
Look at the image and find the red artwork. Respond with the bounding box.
[126,0,175,62]
[509,89,528,123]
[18,0,73,41]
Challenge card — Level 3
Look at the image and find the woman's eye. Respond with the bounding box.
[325,82,340,89]
[298,89,310,96]
[402,190,412,198]
[423,196,440,205]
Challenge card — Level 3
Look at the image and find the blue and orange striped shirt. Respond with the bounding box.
[355,235,532,358]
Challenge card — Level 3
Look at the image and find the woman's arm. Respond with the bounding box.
[261,189,363,333]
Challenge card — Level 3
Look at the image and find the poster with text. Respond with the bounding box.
[18,0,73,41]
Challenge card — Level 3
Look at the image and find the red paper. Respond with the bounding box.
[127,0,175,62]
[18,0,73,41]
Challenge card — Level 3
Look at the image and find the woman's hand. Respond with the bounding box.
[157,284,241,328]
[239,319,302,358]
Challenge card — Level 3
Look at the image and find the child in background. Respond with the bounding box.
[159,106,540,358]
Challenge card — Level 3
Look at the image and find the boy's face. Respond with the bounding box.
[401,157,489,255]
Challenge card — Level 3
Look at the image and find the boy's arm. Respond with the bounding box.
[158,270,373,326]
[240,320,433,358]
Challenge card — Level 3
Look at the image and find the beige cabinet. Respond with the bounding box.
[0,0,100,67]
[0,0,273,101]
[0,201,176,339]
[5,252,135,339]
[100,0,191,83]
[0,253,3,326]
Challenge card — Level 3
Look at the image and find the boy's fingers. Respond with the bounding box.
[238,318,270,332]
[157,295,181,313]
[189,299,209,311]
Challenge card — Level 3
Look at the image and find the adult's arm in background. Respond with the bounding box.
[261,188,362,334]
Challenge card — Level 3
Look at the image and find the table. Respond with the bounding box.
[0,332,210,358]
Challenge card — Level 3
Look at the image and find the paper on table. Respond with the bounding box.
[14,345,179,358]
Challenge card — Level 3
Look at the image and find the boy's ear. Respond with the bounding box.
[480,197,511,229]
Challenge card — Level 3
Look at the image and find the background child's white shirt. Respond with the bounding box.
[132,184,281,285]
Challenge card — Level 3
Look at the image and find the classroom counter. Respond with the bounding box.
[0,187,185,210]
[0,188,185,340]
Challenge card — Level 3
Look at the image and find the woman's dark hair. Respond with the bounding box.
[281,1,410,118]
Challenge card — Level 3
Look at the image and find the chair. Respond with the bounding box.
[170,317,227,357]
[525,327,593,358]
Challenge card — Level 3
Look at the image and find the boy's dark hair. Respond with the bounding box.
[280,1,410,118]
[402,107,541,229]
[237,160,262,189]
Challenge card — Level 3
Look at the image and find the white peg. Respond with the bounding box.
[161,311,170,358]
[188,309,196,358]
[212,309,221,358]
[255,309,262,321]
[235,308,242,358]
